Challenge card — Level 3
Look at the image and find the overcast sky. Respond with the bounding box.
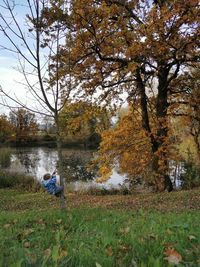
[0,0,56,118]
[0,0,128,118]
[0,0,32,115]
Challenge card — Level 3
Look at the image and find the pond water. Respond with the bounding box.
[1,147,126,191]
[1,147,184,191]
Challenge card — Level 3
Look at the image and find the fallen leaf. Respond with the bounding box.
[105,246,113,256]
[119,226,130,234]
[118,244,129,252]
[44,248,51,257]
[37,219,45,225]
[188,235,196,240]
[23,241,31,248]
[3,224,11,229]
[59,249,68,258]
[24,228,35,237]
[164,247,182,265]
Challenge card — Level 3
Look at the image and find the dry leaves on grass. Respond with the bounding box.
[164,247,182,265]
[188,235,196,241]
[105,246,113,257]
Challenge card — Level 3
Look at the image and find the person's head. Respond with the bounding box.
[43,173,51,180]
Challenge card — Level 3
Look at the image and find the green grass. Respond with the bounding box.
[0,189,200,267]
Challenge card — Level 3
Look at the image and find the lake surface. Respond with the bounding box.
[2,147,126,191]
[1,147,183,191]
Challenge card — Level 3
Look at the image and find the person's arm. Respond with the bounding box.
[50,175,57,184]
[52,170,57,175]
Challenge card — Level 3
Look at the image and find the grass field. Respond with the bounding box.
[0,188,200,267]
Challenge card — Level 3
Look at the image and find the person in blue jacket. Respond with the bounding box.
[42,171,64,197]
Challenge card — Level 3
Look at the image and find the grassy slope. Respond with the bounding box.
[0,189,200,267]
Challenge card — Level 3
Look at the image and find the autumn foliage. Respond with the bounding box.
[38,0,200,191]
[96,106,152,184]
[68,0,200,190]
[0,0,199,192]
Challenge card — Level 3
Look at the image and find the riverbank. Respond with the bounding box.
[0,132,101,149]
[0,189,200,266]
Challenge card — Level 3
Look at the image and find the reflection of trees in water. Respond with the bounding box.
[39,149,58,173]
[10,148,96,181]
[14,149,40,175]
[62,150,96,182]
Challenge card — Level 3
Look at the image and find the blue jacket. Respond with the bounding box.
[42,175,57,194]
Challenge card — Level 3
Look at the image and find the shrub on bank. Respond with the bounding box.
[181,162,200,189]
[0,147,11,168]
[0,171,41,192]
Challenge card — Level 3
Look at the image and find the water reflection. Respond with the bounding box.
[10,148,57,180]
[61,149,97,185]
[1,147,184,191]
[2,147,125,190]
[13,149,40,174]
[8,147,94,181]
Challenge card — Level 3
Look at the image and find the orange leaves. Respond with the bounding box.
[96,106,152,182]
[164,247,183,265]
[96,165,112,183]
[59,100,109,141]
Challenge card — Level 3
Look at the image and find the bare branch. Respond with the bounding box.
[0,85,53,117]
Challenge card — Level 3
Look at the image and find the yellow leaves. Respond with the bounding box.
[164,247,182,265]
[59,100,109,141]
[97,106,152,181]
[96,165,112,183]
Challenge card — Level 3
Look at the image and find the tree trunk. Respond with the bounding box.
[136,67,173,192]
[55,116,66,209]
[153,65,173,192]
[152,155,173,192]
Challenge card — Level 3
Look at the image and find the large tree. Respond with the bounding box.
[57,0,199,191]
[0,0,76,208]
